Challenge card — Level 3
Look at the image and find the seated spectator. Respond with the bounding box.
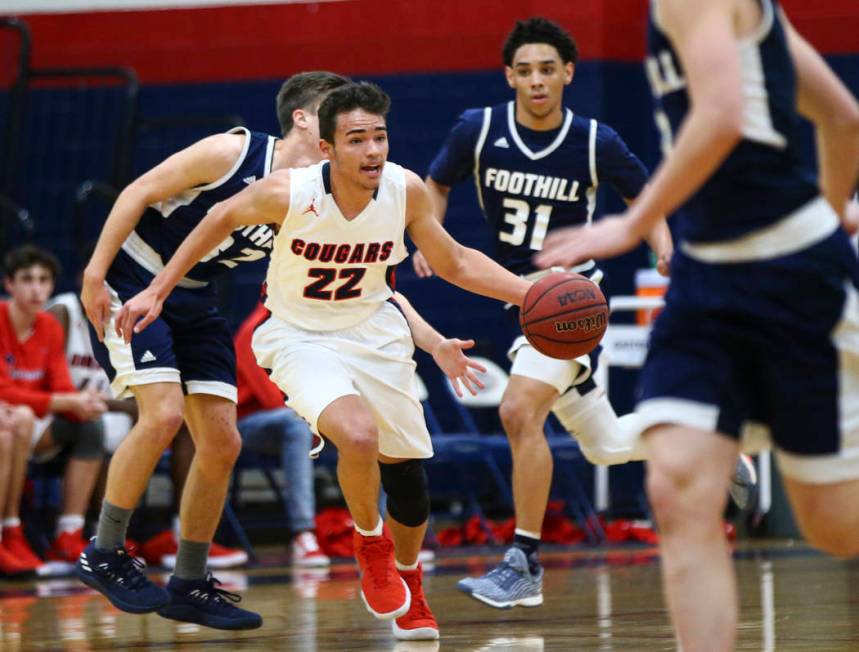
[0,245,107,567]
[0,401,36,576]
[234,302,329,567]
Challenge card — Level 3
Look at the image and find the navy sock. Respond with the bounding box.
[513,532,541,575]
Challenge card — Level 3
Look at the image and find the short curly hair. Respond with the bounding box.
[502,17,579,67]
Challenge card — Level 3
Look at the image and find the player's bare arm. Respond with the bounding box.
[392,290,486,397]
[114,171,292,342]
[404,171,531,306]
[81,132,248,340]
[784,16,859,229]
[536,0,742,269]
[411,176,452,278]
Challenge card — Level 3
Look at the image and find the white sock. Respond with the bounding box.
[355,517,383,537]
[2,517,21,529]
[514,527,541,541]
[56,514,85,536]
[396,559,419,571]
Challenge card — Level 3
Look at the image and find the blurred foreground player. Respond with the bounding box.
[536,1,859,649]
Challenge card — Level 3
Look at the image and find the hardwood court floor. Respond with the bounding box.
[3,541,859,651]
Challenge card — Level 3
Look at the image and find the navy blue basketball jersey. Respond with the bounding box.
[120,127,278,286]
[645,0,818,244]
[429,102,648,275]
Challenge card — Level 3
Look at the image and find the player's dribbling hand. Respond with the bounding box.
[432,338,487,398]
[80,277,113,342]
[115,287,164,343]
[412,250,434,278]
[534,215,643,270]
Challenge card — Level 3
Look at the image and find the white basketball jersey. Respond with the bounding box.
[264,160,409,331]
[46,292,111,393]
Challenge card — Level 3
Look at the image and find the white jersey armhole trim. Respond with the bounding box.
[587,119,599,224]
[197,126,252,191]
[263,135,276,177]
[473,107,492,212]
[739,0,774,47]
[507,102,574,160]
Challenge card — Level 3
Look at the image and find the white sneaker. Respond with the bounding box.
[291,531,330,567]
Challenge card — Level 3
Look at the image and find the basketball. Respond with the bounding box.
[519,272,608,360]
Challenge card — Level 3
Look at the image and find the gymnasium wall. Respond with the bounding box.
[2,0,858,435]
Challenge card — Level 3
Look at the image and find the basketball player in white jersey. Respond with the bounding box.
[115,81,532,641]
[536,0,859,649]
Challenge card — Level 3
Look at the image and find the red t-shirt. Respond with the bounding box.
[0,301,76,417]
[234,302,285,420]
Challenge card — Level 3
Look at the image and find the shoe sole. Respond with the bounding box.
[360,577,411,620]
[392,622,440,641]
[77,567,167,614]
[469,591,543,609]
[157,604,262,630]
[160,552,249,570]
[292,557,331,568]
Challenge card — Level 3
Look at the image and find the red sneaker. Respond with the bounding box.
[0,544,34,577]
[391,564,438,641]
[2,526,43,572]
[393,563,439,640]
[142,530,248,569]
[45,529,88,563]
[353,526,410,620]
[206,542,248,569]
[140,530,177,567]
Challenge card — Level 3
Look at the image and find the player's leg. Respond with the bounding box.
[455,374,555,608]
[319,395,383,529]
[379,454,438,641]
[176,394,241,548]
[154,392,260,631]
[782,478,859,556]
[331,302,437,632]
[646,424,739,652]
[318,394,414,621]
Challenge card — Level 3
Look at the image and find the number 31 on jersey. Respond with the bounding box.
[499,198,553,250]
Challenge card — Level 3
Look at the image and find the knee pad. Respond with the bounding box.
[52,417,106,460]
[379,459,429,527]
[552,387,646,466]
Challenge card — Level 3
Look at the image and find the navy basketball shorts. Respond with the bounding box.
[90,255,237,402]
[637,229,859,484]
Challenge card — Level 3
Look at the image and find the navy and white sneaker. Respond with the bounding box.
[77,540,169,613]
[456,547,543,609]
[158,573,262,630]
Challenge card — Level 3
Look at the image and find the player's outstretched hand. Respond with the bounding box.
[412,250,434,278]
[81,277,113,342]
[432,338,486,398]
[534,215,643,270]
[115,287,164,343]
